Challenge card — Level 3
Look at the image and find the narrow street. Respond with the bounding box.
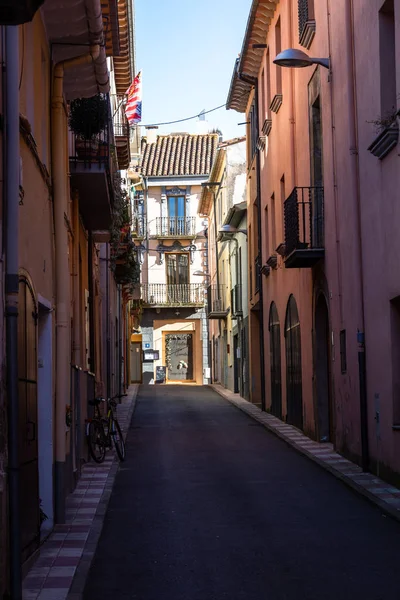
[83,385,400,600]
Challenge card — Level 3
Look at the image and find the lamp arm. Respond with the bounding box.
[311,57,330,70]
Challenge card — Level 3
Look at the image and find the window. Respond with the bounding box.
[249,100,258,160]
[298,0,315,48]
[275,18,282,96]
[379,0,396,121]
[260,68,266,122]
[266,49,272,118]
[280,175,285,242]
[340,330,347,374]
[264,206,269,257]
[271,193,276,251]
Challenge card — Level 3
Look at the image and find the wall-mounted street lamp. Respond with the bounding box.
[273,48,330,70]
[193,270,211,278]
[135,243,146,265]
[218,225,248,236]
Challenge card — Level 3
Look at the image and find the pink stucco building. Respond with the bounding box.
[227,0,400,484]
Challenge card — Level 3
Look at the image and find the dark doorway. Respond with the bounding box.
[165,333,194,381]
[315,294,332,441]
[285,296,303,430]
[18,277,39,560]
[233,334,239,393]
[269,302,282,418]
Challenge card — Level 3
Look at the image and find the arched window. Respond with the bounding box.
[268,302,282,418]
[285,295,303,429]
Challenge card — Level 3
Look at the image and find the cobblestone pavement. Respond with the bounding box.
[22,384,139,600]
[82,384,400,600]
[211,384,400,521]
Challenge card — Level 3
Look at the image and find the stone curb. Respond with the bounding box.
[65,384,139,600]
[209,384,400,524]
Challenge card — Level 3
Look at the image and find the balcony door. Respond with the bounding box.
[168,195,185,235]
[166,253,189,303]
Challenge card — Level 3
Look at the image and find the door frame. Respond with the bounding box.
[162,330,196,383]
[130,341,143,383]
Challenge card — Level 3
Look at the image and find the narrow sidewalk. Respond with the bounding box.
[22,384,139,600]
[211,384,400,522]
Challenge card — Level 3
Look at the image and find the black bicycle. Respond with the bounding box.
[86,396,126,463]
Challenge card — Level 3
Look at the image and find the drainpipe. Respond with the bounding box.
[238,71,266,411]
[72,191,80,365]
[345,0,369,471]
[106,243,111,398]
[5,25,22,600]
[88,231,95,374]
[52,45,100,522]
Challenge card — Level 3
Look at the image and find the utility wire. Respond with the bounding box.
[138,101,228,128]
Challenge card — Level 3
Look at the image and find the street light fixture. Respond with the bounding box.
[193,270,211,278]
[273,48,330,70]
[218,224,248,236]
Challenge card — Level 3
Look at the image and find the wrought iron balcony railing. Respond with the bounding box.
[255,254,261,293]
[206,285,229,319]
[141,283,204,306]
[284,186,324,268]
[155,216,196,237]
[131,215,146,238]
[231,283,243,318]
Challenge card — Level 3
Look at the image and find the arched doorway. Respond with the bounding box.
[18,276,40,559]
[285,296,303,430]
[269,302,282,418]
[315,294,332,441]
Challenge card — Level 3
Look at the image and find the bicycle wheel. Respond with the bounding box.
[86,420,106,463]
[111,418,125,461]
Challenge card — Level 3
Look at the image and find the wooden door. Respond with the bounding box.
[18,277,40,560]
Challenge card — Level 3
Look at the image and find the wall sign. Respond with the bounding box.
[143,349,159,361]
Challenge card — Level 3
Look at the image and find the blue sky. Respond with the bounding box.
[134,0,252,141]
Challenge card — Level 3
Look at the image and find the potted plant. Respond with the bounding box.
[69,94,109,159]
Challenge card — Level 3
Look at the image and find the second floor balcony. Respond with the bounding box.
[155,216,196,238]
[68,94,114,231]
[206,285,229,320]
[141,283,204,307]
[131,215,146,239]
[283,186,324,268]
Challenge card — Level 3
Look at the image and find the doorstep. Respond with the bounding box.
[22,385,140,600]
[210,384,400,523]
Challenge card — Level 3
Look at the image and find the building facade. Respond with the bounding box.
[227,0,400,483]
[131,132,217,385]
[0,0,137,593]
[199,138,249,399]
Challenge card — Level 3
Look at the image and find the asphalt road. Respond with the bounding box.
[83,385,400,600]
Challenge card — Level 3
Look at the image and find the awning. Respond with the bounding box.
[41,0,110,100]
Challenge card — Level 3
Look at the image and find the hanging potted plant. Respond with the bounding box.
[69,94,109,159]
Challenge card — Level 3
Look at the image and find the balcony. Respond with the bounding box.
[132,215,146,239]
[206,285,229,319]
[141,284,204,307]
[155,217,196,238]
[231,284,243,318]
[113,103,130,170]
[69,126,113,231]
[284,187,324,268]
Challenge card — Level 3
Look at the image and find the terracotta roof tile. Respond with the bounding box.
[140,133,219,177]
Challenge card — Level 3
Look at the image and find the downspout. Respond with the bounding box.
[52,45,100,522]
[5,25,22,600]
[106,243,111,398]
[72,191,80,365]
[346,0,369,471]
[88,232,95,374]
[238,71,266,411]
